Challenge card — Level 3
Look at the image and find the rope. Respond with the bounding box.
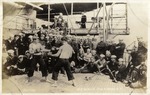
[8,79,23,95]
[106,3,116,34]
[126,41,136,49]
[63,3,76,36]
[88,4,103,34]
[128,3,148,26]
[62,3,74,29]
[3,4,27,26]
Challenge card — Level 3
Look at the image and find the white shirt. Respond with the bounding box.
[59,43,74,59]
[84,53,92,62]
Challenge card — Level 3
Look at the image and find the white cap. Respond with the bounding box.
[19,33,23,36]
[28,35,33,38]
[111,55,116,59]
[106,50,111,55]
[87,34,90,37]
[91,50,96,53]
[25,50,30,54]
[59,13,63,16]
[7,49,14,54]
[118,58,124,62]
[100,54,105,58]
[18,55,24,58]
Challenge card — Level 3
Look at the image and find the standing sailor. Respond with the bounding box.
[81,12,87,28]
[49,36,75,87]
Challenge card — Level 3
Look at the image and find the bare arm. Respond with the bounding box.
[51,47,62,57]
[29,44,34,54]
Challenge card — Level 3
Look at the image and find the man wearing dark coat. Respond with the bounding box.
[96,39,106,55]
[4,36,14,51]
[81,12,87,28]
[115,39,126,60]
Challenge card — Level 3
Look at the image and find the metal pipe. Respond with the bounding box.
[25,2,43,10]
[103,3,106,42]
[126,3,128,33]
[97,2,99,33]
[48,4,50,22]
[48,4,50,30]
[71,3,73,15]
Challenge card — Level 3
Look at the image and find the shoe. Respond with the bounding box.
[125,83,129,87]
[122,80,128,84]
[28,77,32,82]
[72,83,76,87]
[45,79,52,83]
[51,83,57,87]
[63,74,66,77]
[88,77,92,80]
[85,77,88,81]
[97,72,101,75]
[125,82,131,87]
[112,79,118,83]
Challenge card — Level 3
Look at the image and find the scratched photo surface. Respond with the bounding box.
[2,0,148,94]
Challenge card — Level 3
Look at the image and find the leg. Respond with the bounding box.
[63,59,74,81]
[60,67,66,75]
[39,56,48,77]
[63,59,75,86]
[51,59,63,87]
[52,59,63,81]
[27,56,37,81]
[106,65,117,83]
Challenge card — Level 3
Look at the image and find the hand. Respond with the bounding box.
[21,69,25,72]
[48,52,52,56]
[12,65,17,68]
[7,66,10,70]
[115,71,119,75]
[93,62,97,64]
[141,62,145,65]
[98,65,102,68]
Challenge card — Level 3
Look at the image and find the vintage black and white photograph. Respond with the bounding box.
[1,0,149,94]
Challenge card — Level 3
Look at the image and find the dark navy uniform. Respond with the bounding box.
[81,14,87,28]
[96,41,106,55]
[115,42,126,59]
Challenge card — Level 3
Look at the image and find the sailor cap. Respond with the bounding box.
[7,49,14,54]
[100,54,105,58]
[118,58,124,62]
[18,55,24,58]
[111,55,117,58]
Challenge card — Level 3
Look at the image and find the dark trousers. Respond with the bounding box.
[116,54,123,60]
[52,58,74,81]
[81,23,86,28]
[4,67,25,76]
[27,55,48,77]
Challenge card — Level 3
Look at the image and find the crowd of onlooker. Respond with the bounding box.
[2,27,147,88]
[2,13,147,88]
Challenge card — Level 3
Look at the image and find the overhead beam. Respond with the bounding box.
[48,4,50,30]
[103,2,106,42]
[25,2,43,10]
